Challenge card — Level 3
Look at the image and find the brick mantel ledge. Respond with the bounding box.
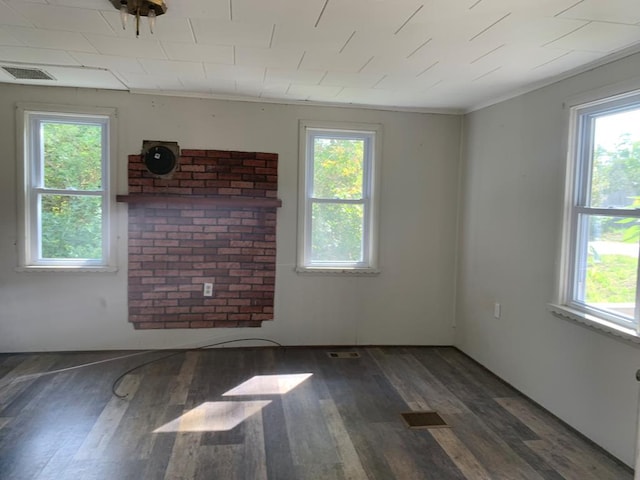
[116,194,282,208]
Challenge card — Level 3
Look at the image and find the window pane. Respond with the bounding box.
[42,122,103,190]
[590,108,640,208]
[576,214,638,321]
[313,137,364,200]
[40,194,103,259]
[311,203,363,263]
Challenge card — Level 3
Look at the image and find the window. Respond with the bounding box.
[558,91,640,336]
[297,121,381,273]
[17,105,116,271]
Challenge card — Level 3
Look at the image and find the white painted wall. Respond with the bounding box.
[456,53,640,467]
[0,85,461,352]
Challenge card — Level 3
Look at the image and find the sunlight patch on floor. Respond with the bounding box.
[154,401,271,433]
[222,373,313,396]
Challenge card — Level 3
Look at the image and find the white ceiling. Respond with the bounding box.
[1,0,640,112]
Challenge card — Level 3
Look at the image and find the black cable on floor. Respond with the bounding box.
[0,350,153,391]
[111,337,283,399]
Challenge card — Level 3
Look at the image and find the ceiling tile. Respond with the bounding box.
[320,71,383,89]
[204,63,265,83]
[416,61,493,84]
[70,51,145,74]
[374,69,444,91]
[259,90,293,101]
[421,37,505,64]
[483,56,574,89]
[287,83,343,101]
[0,26,23,46]
[469,0,578,18]
[0,1,31,27]
[410,0,477,22]
[265,68,325,84]
[84,34,167,59]
[232,0,325,26]
[301,49,374,73]
[236,80,289,98]
[357,35,502,77]
[334,86,419,108]
[271,23,354,51]
[0,45,79,65]
[162,42,233,64]
[409,3,511,40]
[176,76,213,94]
[357,54,429,77]
[546,22,640,53]
[465,44,575,72]
[407,7,514,60]
[119,72,183,90]
[166,74,238,95]
[333,87,390,106]
[46,0,108,10]
[138,58,204,76]
[476,13,588,47]
[2,26,97,52]
[208,79,237,95]
[235,46,304,69]
[340,28,432,63]
[191,19,272,48]
[166,0,230,20]
[558,0,640,25]
[4,1,113,34]
[530,49,604,77]
[318,0,424,31]
[176,73,217,93]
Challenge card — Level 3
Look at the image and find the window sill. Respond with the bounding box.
[295,266,381,276]
[16,265,118,273]
[548,304,640,345]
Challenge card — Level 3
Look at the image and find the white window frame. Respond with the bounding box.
[551,89,640,342]
[16,103,118,272]
[297,120,381,275]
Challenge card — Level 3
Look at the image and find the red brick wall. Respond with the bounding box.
[125,149,278,329]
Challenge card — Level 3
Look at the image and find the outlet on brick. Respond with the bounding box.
[123,149,281,330]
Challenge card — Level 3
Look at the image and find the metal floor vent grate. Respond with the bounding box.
[401,411,450,429]
[2,66,55,80]
[327,351,360,359]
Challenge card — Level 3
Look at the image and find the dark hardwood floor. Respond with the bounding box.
[0,347,633,480]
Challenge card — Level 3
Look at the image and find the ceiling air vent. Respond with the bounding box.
[2,66,55,81]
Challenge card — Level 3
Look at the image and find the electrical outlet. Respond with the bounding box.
[494,302,501,319]
[203,283,213,297]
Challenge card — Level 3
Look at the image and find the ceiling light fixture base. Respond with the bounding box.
[109,0,167,37]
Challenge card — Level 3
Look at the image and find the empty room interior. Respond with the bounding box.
[1,0,640,479]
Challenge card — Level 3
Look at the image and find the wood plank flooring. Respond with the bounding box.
[0,347,633,480]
